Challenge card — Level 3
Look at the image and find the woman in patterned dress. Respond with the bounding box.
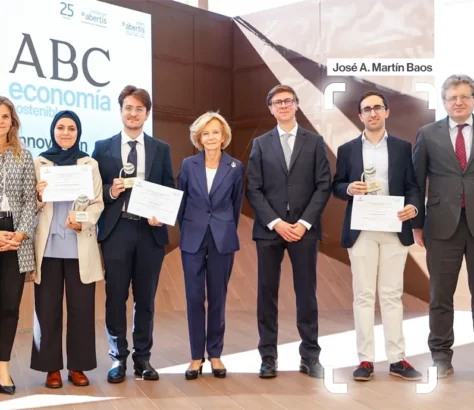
[0,96,36,395]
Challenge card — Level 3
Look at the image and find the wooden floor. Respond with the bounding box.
[4,309,474,410]
[3,216,474,409]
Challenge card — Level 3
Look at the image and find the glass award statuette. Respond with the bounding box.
[361,167,381,194]
[71,194,89,223]
[120,163,136,188]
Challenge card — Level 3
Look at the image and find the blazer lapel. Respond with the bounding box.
[387,135,396,193]
[270,128,288,173]
[110,134,123,174]
[353,136,364,182]
[464,115,474,172]
[144,134,157,180]
[39,157,54,167]
[209,152,232,198]
[288,127,308,172]
[193,152,210,205]
[439,117,462,173]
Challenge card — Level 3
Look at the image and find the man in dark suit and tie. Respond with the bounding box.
[413,74,474,378]
[246,85,331,378]
[92,85,175,383]
[333,91,422,382]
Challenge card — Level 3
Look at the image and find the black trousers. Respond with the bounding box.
[256,236,320,360]
[426,211,474,363]
[30,257,96,371]
[181,228,234,360]
[101,218,165,363]
[0,217,25,362]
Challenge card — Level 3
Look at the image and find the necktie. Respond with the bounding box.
[281,133,292,170]
[124,140,138,211]
[127,141,138,177]
[455,124,467,207]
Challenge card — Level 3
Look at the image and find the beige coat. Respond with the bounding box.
[34,156,104,284]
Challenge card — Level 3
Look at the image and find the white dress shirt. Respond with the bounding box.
[267,123,311,231]
[109,131,146,204]
[449,116,473,160]
[121,131,145,181]
[362,130,389,195]
[205,167,217,193]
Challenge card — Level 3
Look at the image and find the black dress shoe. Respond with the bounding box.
[107,361,126,384]
[134,360,159,381]
[0,378,15,395]
[209,358,227,378]
[300,358,324,378]
[185,358,205,380]
[259,356,277,378]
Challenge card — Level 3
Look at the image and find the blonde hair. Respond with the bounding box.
[189,111,232,151]
[0,96,24,161]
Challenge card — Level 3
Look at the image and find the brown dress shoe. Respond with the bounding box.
[68,370,89,386]
[45,371,63,389]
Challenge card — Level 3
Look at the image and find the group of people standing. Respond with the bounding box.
[0,85,243,395]
[0,73,472,395]
[333,73,474,382]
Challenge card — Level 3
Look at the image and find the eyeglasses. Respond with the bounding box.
[124,106,146,114]
[444,95,473,104]
[271,98,295,108]
[361,105,386,115]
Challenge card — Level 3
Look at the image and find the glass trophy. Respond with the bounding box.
[361,167,381,194]
[120,162,136,189]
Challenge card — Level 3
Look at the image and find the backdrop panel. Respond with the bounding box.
[1,0,152,157]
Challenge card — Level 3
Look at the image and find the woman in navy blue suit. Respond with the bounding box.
[178,111,244,380]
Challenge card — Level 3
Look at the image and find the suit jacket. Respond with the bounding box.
[92,133,175,245]
[413,116,474,239]
[246,126,331,241]
[332,134,420,248]
[2,147,36,273]
[177,151,244,254]
[34,156,104,284]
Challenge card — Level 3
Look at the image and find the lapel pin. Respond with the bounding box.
[231,161,236,168]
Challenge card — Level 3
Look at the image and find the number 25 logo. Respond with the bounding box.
[60,2,74,17]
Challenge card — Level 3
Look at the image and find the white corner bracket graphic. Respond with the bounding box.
[323,366,348,394]
[415,83,437,110]
[323,83,346,109]
[416,366,438,394]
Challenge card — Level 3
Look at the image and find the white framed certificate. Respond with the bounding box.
[127,180,184,226]
[351,195,405,233]
[40,165,94,202]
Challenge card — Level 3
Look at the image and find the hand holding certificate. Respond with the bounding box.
[351,195,405,232]
[127,180,183,226]
[40,165,94,202]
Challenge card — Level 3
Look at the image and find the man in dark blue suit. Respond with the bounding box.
[332,91,422,382]
[246,85,331,378]
[92,86,175,383]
